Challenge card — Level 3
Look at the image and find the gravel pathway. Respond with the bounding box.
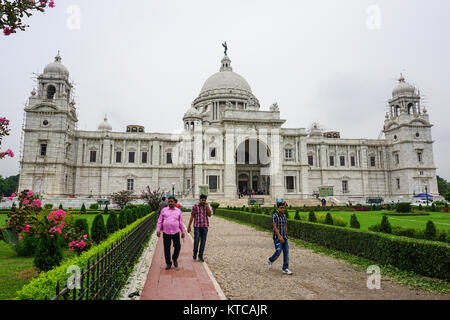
[184,214,449,300]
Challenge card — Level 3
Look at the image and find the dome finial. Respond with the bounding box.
[222,41,228,56]
[399,73,405,82]
[55,50,62,63]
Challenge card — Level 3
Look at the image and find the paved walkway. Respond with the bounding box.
[140,218,225,300]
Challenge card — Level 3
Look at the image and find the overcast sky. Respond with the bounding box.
[1,0,449,179]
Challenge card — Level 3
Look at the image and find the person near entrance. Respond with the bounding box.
[267,200,292,275]
[156,196,185,270]
[187,194,212,262]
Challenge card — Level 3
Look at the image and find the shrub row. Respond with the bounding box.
[16,210,155,300]
[214,209,450,281]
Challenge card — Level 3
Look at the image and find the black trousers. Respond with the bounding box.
[163,232,181,266]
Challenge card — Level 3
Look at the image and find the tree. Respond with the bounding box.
[436,175,449,196]
[380,216,392,234]
[0,0,55,36]
[118,210,127,229]
[80,203,86,214]
[110,190,133,209]
[325,212,333,225]
[350,214,361,229]
[425,220,436,240]
[91,214,108,244]
[106,212,119,234]
[308,211,317,223]
[141,186,165,211]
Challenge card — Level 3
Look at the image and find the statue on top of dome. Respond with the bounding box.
[222,41,228,56]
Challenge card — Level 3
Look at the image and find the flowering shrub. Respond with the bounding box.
[353,206,369,211]
[0,116,13,159]
[1,0,55,36]
[2,189,91,269]
[141,186,165,211]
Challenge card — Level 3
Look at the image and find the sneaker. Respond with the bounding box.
[199,257,204,262]
[282,268,293,275]
[193,255,197,261]
[165,264,171,270]
[173,260,178,268]
[267,258,273,269]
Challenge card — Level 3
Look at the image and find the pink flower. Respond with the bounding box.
[8,197,13,201]
[3,26,12,36]
[23,199,29,205]
[23,224,30,232]
[11,193,16,197]
[27,190,33,197]
[32,199,42,208]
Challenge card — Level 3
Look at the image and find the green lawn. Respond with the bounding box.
[0,213,101,300]
[287,210,450,232]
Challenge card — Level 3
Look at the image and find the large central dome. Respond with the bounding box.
[191,54,259,110]
[200,55,252,93]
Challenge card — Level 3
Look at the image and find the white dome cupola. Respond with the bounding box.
[392,74,416,98]
[43,52,69,78]
[97,115,112,132]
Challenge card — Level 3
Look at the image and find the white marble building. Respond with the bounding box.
[18,51,439,203]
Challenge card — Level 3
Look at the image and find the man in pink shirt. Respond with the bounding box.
[157,196,185,270]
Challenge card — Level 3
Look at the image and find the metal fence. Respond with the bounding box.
[51,212,157,300]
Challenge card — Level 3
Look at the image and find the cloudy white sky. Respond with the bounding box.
[1,0,449,179]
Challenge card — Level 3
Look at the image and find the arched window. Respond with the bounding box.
[47,85,56,100]
[407,103,413,115]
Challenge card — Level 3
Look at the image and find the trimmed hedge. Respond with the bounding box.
[16,211,155,300]
[215,209,450,281]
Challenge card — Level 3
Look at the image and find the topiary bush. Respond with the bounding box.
[104,205,109,215]
[396,202,411,213]
[44,203,53,210]
[91,214,108,244]
[106,212,119,234]
[210,202,220,211]
[74,218,89,239]
[89,203,99,210]
[80,203,86,214]
[126,209,133,225]
[294,210,301,220]
[308,211,317,222]
[34,235,63,272]
[350,214,360,229]
[324,212,333,225]
[119,210,127,229]
[425,220,437,240]
[380,216,392,234]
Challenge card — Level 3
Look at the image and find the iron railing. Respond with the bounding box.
[51,212,157,300]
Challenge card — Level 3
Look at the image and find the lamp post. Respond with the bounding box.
[172,183,175,197]
[425,185,429,206]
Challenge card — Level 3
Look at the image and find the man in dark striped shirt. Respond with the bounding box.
[187,194,212,262]
[267,200,292,275]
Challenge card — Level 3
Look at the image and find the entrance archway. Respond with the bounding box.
[236,139,271,196]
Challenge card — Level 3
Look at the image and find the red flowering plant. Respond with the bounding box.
[1,0,56,36]
[0,116,14,159]
[5,189,41,241]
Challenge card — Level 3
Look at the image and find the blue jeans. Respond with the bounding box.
[268,238,289,270]
[193,227,208,259]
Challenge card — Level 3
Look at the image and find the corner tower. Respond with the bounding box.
[383,74,438,198]
[18,53,78,196]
